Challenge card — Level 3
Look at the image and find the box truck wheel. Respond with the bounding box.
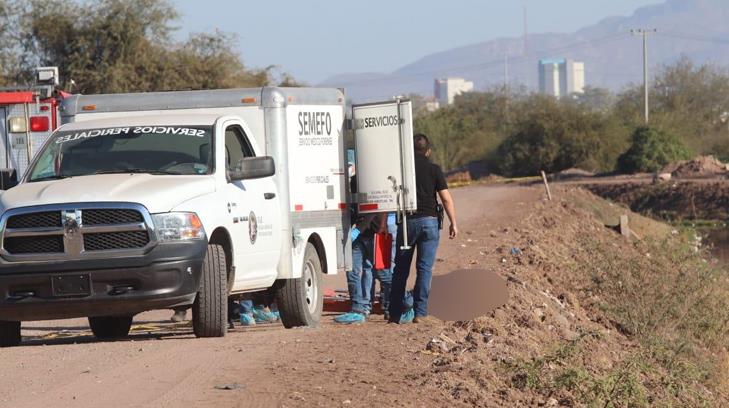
[276,243,323,328]
[88,315,133,339]
[0,321,21,347]
[192,244,228,338]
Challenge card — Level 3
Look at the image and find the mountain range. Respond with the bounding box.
[320,0,729,102]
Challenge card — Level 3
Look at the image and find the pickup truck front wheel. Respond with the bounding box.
[89,315,133,339]
[192,244,227,338]
[276,243,323,328]
[0,321,21,347]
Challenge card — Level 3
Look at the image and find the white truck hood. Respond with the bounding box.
[0,174,216,214]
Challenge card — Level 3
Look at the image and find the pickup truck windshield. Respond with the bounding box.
[27,125,213,182]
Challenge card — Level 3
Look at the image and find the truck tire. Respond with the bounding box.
[0,321,21,347]
[276,243,323,328]
[192,244,227,338]
[88,315,133,339]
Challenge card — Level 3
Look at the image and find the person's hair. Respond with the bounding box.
[414,133,430,155]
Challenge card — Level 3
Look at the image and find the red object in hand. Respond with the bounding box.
[373,232,392,270]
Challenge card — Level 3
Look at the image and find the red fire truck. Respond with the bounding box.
[0,67,66,186]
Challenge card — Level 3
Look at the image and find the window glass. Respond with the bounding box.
[225,126,254,170]
[28,125,213,181]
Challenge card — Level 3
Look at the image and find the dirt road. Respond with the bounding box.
[0,185,542,408]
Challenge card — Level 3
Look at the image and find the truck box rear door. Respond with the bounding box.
[352,99,416,214]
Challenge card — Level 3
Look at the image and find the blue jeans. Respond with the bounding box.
[371,221,396,312]
[388,217,440,320]
[346,235,373,314]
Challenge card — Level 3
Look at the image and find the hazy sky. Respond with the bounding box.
[173,0,661,84]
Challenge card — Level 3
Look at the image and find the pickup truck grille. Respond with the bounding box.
[83,209,143,226]
[1,204,155,260]
[4,236,64,254]
[6,211,62,229]
[84,231,150,251]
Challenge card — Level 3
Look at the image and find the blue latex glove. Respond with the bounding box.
[351,227,360,242]
[387,212,396,226]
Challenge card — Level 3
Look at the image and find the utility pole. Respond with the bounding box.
[631,28,657,124]
[503,53,509,89]
[523,5,528,56]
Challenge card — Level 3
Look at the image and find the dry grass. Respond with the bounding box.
[424,187,729,407]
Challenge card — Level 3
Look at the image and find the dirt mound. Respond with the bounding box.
[586,181,729,221]
[446,160,491,183]
[662,155,728,178]
[446,170,472,184]
[413,187,725,407]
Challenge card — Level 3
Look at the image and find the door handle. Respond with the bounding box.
[264,192,276,200]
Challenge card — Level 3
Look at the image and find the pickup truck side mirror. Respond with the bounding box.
[0,168,17,190]
[228,156,275,181]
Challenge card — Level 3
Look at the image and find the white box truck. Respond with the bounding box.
[0,87,416,346]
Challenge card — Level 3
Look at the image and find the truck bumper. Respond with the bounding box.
[0,241,207,321]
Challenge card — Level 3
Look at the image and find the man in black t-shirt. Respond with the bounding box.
[388,133,458,324]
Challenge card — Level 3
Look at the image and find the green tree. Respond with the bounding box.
[495,95,606,177]
[614,58,729,159]
[617,127,690,173]
[414,107,483,171]
[12,0,290,93]
[570,86,615,112]
[0,0,23,85]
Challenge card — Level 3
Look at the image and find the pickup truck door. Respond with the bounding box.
[221,121,281,286]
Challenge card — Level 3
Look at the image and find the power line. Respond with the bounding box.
[339,32,630,88]
[659,31,729,45]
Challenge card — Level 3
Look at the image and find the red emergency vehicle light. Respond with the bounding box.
[30,116,49,132]
[0,92,34,104]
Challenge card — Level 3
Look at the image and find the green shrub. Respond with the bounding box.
[617,127,690,173]
[495,96,605,177]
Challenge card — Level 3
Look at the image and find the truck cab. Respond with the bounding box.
[0,114,295,345]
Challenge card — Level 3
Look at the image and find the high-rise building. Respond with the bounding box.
[538,59,585,97]
[434,77,474,106]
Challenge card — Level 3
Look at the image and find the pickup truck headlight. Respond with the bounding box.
[152,212,205,242]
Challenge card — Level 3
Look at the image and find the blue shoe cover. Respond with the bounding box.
[334,312,366,324]
[252,306,279,323]
[240,313,256,326]
[399,309,414,324]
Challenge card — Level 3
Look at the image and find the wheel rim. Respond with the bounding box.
[303,259,319,315]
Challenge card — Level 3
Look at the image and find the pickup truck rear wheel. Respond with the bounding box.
[0,321,21,347]
[192,244,227,338]
[276,243,323,328]
[88,315,133,339]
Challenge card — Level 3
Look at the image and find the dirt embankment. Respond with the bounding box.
[585,181,729,221]
[661,155,729,179]
[411,187,728,407]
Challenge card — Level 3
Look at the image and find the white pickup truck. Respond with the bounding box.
[0,87,416,346]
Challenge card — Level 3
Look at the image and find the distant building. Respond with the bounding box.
[434,77,474,106]
[538,59,585,98]
[424,97,440,112]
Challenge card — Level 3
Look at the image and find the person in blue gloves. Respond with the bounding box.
[334,212,386,324]
[335,165,386,324]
